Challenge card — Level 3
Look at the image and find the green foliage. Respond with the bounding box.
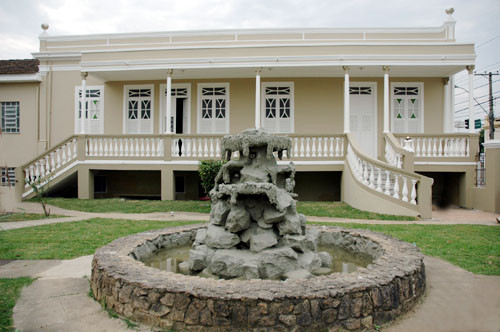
[0,277,34,332]
[30,177,51,217]
[198,160,224,194]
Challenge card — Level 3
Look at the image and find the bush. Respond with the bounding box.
[198,160,224,194]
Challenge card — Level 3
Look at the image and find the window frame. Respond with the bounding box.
[74,85,104,134]
[1,101,20,134]
[196,82,230,134]
[123,84,155,134]
[390,82,424,133]
[1,167,16,187]
[260,82,295,133]
[159,83,191,134]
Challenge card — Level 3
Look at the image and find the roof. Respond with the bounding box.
[0,59,39,75]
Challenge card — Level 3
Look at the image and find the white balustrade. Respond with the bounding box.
[384,138,403,169]
[86,137,164,158]
[23,138,78,188]
[171,137,223,159]
[290,136,344,159]
[398,136,470,158]
[347,143,419,206]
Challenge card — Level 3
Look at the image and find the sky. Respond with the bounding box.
[1,0,499,125]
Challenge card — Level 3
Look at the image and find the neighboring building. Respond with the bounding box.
[1,10,499,215]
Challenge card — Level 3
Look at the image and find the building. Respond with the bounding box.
[1,10,499,216]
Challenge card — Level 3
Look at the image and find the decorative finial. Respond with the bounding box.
[445,8,454,15]
[41,23,49,32]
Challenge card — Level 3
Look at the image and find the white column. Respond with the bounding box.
[467,65,475,133]
[443,77,451,132]
[383,66,390,132]
[255,67,262,129]
[80,72,88,134]
[166,69,173,134]
[343,66,350,133]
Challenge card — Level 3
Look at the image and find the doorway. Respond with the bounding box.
[160,83,191,134]
[349,82,377,158]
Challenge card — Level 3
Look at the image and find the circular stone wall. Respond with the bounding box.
[91,224,425,332]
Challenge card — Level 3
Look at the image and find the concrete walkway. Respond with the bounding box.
[1,202,498,231]
[1,255,498,332]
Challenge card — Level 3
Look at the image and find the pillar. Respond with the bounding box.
[466,65,475,133]
[166,69,173,134]
[383,66,390,133]
[443,77,451,132]
[77,166,93,199]
[343,66,350,133]
[161,167,174,200]
[255,67,262,129]
[80,72,88,134]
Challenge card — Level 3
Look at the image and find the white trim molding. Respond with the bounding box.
[0,73,42,83]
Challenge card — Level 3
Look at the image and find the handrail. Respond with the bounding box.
[393,133,478,159]
[346,133,433,218]
[383,132,414,172]
[21,135,78,169]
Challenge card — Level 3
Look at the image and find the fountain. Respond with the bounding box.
[183,129,332,280]
[91,129,426,331]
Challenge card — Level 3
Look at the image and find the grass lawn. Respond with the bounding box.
[0,213,64,222]
[312,222,500,276]
[37,197,416,221]
[0,218,203,260]
[0,277,34,332]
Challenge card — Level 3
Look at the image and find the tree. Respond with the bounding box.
[198,160,224,195]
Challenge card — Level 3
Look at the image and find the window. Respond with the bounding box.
[391,83,424,133]
[75,87,104,134]
[197,83,229,134]
[1,102,20,133]
[124,85,154,134]
[261,82,294,133]
[1,167,15,187]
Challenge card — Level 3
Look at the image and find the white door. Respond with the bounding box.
[350,83,377,158]
[75,87,103,134]
[125,86,153,134]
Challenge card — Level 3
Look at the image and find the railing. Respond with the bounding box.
[86,136,164,158]
[289,135,345,159]
[393,133,478,159]
[346,133,432,218]
[383,132,414,172]
[22,136,79,190]
[171,135,222,159]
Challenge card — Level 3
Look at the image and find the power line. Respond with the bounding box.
[455,78,500,96]
[476,34,500,49]
[454,90,500,105]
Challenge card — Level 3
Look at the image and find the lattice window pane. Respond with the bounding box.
[202,99,212,118]
[265,98,276,118]
[1,102,20,133]
[202,87,226,96]
[128,100,138,119]
[265,87,290,95]
[141,100,151,119]
[79,89,101,98]
[215,99,226,119]
[129,89,151,97]
[279,98,290,118]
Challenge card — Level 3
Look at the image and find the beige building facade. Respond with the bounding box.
[1,10,499,216]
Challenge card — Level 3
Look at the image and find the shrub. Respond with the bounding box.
[198,160,224,194]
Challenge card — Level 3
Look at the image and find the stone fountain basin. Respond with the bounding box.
[91,224,425,331]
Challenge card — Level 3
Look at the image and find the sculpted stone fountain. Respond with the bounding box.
[184,129,332,280]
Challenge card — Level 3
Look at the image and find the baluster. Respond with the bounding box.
[24,167,30,185]
[102,138,108,157]
[198,139,203,157]
[158,139,164,157]
[34,161,40,181]
[50,152,56,171]
[39,159,46,178]
[305,138,311,157]
[139,139,144,157]
[133,138,139,157]
[118,139,123,156]
[451,138,457,157]
[420,138,426,157]
[460,138,466,157]
[299,138,305,157]
[322,137,328,158]
[327,138,332,157]
[410,179,417,205]
[465,137,470,157]
[215,139,221,158]
[203,139,208,157]
[402,177,409,202]
[443,138,449,157]
[384,170,391,195]
[415,138,421,157]
[185,139,191,157]
[437,138,443,157]
[310,138,316,157]
[171,139,177,157]
[56,149,62,168]
[146,138,151,157]
[368,164,375,189]
[66,142,72,161]
[123,139,129,156]
[97,139,102,156]
[61,144,67,164]
[192,139,197,157]
[209,139,214,157]
[29,165,35,184]
[376,167,383,192]
[317,138,323,157]
[392,174,400,199]
[362,161,369,185]
[293,138,299,157]
[428,138,433,157]
[432,138,438,157]
[73,139,78,158]
[340,138,344,156]
[45,157,50,176]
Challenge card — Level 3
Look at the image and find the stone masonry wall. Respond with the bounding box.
[91,225,426,332]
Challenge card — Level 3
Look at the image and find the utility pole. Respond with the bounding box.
[475,71,499,139]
